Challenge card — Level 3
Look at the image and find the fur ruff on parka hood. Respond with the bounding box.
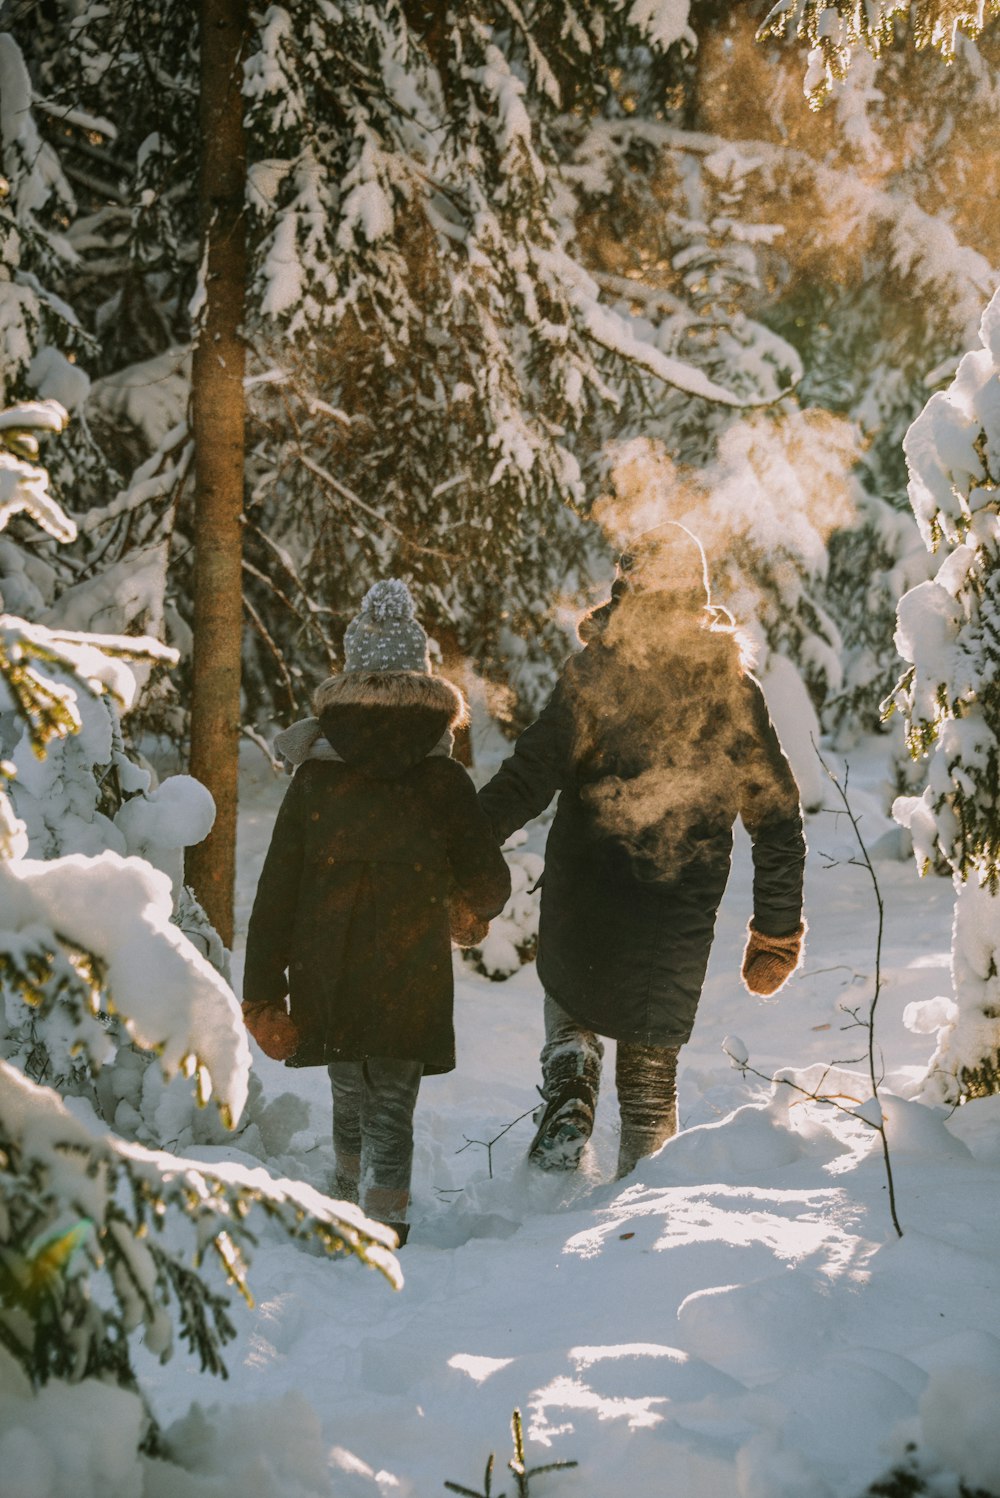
[312,669,468,780]
[577,580,755,673]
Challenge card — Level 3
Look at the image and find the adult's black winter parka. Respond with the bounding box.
[244,671,511,1073]
[477,591,806,1048]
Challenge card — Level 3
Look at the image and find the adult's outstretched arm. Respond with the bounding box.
[438,758,513,921]
[477,673,574,844]
[739,676,806,937]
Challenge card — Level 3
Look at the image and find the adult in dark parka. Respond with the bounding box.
[243,579,511,1239]
[477,524,806,1178]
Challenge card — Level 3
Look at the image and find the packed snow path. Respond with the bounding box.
[141,745,1000,1498]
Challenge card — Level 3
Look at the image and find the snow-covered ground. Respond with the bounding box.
[136,739,1000,1498]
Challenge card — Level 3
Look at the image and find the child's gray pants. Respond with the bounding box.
[328,1057,423,1222]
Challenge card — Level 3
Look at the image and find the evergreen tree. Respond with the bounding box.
[759,0,1000,106]
[889,287,1000,1101]
[565,2,1000,745]
[7,2,764,725]
[0,54,239,1143]
[8,0,998,768]
[0,398,396,1454]
[0,24,181,730]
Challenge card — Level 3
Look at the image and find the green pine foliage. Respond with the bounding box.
[0,403,398,1444]
[7,2,1000,745]
[553,11,1000,734]
[759,0,1000,106]
[886,290,1000,1101]
[956,1048,1000,1102]
[0,1060,398,1432]
[14,1,748,725]
[445,1408,577,1498]
[888,291,1000,884]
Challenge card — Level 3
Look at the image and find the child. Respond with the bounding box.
[243,580,511,1243]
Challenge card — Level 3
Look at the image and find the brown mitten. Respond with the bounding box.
[450,901,490,949]
[243,1001,300,1060]
[741,921,805,996]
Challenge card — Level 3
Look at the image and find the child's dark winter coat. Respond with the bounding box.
[243,670,511,1073]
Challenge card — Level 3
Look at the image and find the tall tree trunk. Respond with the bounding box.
[186,0,249,948]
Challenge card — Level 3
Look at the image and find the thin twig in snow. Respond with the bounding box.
[814,744,902,1236]
[725,744,903,1238]
[456,1107,537,1179]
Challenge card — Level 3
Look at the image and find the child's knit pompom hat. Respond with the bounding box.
[342,579,431,674]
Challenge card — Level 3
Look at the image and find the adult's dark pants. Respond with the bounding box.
[540,994,680,1178]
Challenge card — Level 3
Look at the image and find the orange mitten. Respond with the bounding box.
[450,902,490,949]
[741,921,805,997]
[243,1001,300,1060]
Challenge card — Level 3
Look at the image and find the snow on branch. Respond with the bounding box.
[889,287,1000,884]
[0,616,176,758]
[0,620,84,752]
[625,0,697,51]
[759,0,1000,108]
[1,850,247,1122]
[0,402,69,436]
[76,424,191,536]
[0,1060,399,1397]
[540,247,792,407]
[31,96,118,140]
[493,0,563,107]
[0,402,75,544]
[888,287,1000,1103]
[585,119,995,339]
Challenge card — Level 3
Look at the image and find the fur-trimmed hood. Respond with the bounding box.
[577,583,755,673]
[313,669,468,724]
[312,670,468,780]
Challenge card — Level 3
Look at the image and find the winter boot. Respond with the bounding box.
[527,1080,596,1171]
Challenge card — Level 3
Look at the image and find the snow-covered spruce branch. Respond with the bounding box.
[0,391,400,1444]
[0,618,177,757]
[0,1062,399,1409]
[539,245,798,409]
[293,444,466,565]
[445,1407,577,1498]
[580,119,994,339]
[76,423,192,540]
[0,399,178,754]
[0,928,110,1091]
[0,626,83,756]
[0,401,75,544]
[886,287,1000,1103]
[727,746,902,1239]
[758,0,1000,107]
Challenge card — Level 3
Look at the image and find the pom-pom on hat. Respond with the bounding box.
[342,578,431,674]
